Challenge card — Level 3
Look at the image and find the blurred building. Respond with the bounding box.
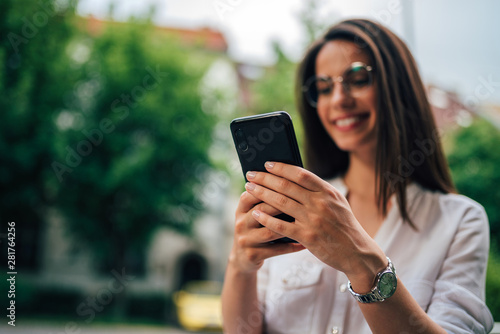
[426,84,476,131]
[426,84,500,132]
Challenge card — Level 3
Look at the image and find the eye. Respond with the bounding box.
[315,77,332,95]
[345,67,372,87]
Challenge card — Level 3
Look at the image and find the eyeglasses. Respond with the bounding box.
[302,62,374,108]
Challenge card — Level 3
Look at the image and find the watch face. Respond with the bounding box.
[378,272,397,298]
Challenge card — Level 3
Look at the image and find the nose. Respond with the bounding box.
[328,82,354,110]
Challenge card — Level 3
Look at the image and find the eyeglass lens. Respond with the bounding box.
[305,64,372,107]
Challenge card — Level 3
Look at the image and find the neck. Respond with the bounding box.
[344,150,377,200]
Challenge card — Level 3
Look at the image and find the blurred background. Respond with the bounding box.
[0,0,499,332]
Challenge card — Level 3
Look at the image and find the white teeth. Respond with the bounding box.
[335,116,362,127]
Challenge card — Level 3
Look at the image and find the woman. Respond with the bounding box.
[221,19,493,333]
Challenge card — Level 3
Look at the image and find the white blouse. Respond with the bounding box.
[257,177,494,334]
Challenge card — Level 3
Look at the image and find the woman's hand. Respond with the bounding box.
[229,189,305,274]
[245,161,387,291]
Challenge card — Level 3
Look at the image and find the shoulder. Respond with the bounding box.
[417,183,486,218]
[410,183,489,233]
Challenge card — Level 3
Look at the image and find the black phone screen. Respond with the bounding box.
[230,111,303,243]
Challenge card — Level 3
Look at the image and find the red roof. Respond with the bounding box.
[81,15,228,53]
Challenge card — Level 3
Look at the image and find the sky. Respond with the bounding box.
[76,0,500,105]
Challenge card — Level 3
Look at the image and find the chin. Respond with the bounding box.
[331,134,377,154]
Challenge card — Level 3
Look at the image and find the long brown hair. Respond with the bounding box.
[296,19,455,226]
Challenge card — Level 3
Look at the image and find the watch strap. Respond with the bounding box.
[347,257,396,303]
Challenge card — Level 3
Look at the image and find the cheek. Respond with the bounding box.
[316,105,329,124]
[360,91,378,123]
[366,88,378,116]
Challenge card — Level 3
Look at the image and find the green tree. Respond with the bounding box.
[246,42,303,145]
[0,0,77,270]
[53,20,217,274]
[447,119,500,249]
[249,43,296,111]
[1,0,217,279]
[446,118,500,319]
[486,243,500,320]
[297,0,336,45]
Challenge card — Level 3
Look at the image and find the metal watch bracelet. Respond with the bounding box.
[347,256,397,303]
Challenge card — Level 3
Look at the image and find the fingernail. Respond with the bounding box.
[252,210,260,218]
[246,171,256,179]
[265,161,275,169]
[245,182,256,191]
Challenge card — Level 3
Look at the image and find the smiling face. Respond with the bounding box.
[315,40,378,155]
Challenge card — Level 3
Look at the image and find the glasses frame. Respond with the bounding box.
[302,61,374,108]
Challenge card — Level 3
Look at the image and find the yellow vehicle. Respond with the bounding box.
[173,280,223,331]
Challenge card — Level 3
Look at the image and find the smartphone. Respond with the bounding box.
[230,111,303,243]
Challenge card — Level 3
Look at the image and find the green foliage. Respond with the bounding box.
[0,0,217,273]
[447,119,500,251]
[486,247,500,320]
[0,0,77,269]
[246,43,304,148]
[297,0,336,45]
[249,43,296,114]
[446,118,500,320]
[54,23,216,271]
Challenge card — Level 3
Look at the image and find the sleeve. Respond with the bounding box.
[427,201,494,333]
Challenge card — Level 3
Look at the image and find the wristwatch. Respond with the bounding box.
[348,256,397,303]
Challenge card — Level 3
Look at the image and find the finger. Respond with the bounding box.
[243,243,306,264]
[261,243,306,256]
[252,209,299,240]
[245,182,302,219]
[246,170,310,204]
[236,191,261,214]
[240,223,289,244]
[264,161,324,192]
[245,202,283,229]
